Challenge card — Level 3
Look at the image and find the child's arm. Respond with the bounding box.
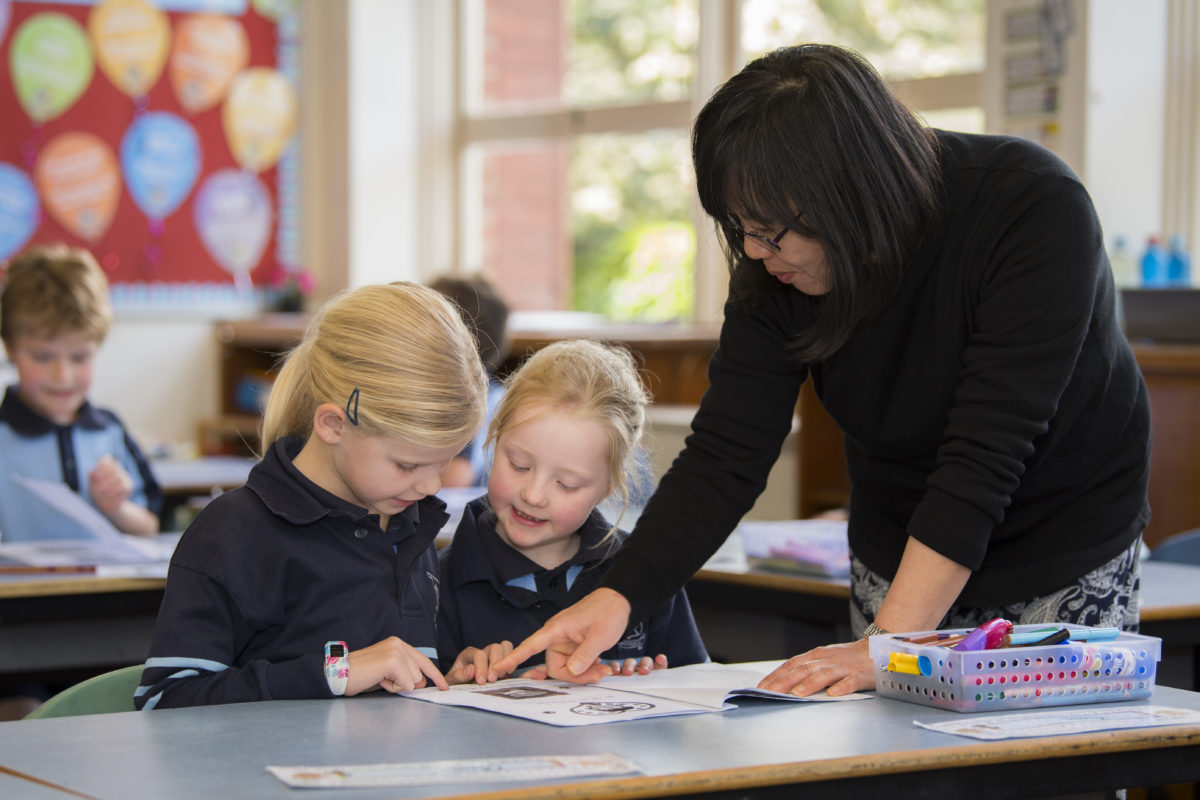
[444,641,515,685]
[347,637,449,694]
[90,455,159,536]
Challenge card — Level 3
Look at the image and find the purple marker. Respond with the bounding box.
[951,617,1013,651]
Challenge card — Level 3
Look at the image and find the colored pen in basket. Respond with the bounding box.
[1006,628,1071,647]
[1005,626,1121,646]
[951,617,1013,651]
[901,632,955,645]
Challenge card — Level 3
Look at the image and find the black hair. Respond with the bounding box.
[692,43,942,361]
[429,274,511,371]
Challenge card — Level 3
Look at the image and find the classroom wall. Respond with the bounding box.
[91,320,220,453]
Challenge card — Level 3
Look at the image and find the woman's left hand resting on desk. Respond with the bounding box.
[89,454,159,536]
[348,637,449,695]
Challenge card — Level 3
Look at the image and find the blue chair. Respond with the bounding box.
[23,665,142,719]
[1147,528,1200,565]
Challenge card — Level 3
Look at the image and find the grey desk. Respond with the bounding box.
[3,686,1200,799]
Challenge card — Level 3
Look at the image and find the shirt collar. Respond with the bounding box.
[0,385,107,435]
[480,504,618,585]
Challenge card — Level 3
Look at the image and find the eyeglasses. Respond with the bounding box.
[729,217,793,252]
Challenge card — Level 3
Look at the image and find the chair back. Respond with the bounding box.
[24,665,143,719]
[1148,529,1200,565]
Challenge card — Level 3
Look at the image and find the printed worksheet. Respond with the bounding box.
[914,705,1200,740]
[402,661,869,726]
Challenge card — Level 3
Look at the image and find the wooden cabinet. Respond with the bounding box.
[502,323,719,406]
[1134,343,1200,548]
[202,314,307,456]
[203,317,721,456]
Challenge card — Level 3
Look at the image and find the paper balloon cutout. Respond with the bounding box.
[35,132,120,243]
[222,67,297,173]
[193,169,272,277]
[169,14,248,114]
[0,163,40,262]
[120,112,202,221]
[88,0,170,99]
[9,13,94,124]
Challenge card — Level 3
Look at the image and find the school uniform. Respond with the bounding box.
[136,435,446,709]
[0,386,161,541]
[437,497,708,673]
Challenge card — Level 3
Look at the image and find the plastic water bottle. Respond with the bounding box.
[1166,234,1192,286]
[1140,236,1169,287]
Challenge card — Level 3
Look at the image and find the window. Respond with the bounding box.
[453,0,985,324]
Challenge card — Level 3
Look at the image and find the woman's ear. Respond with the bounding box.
[311,402,348,445]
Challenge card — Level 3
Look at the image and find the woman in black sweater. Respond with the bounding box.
[497,44,1150,697]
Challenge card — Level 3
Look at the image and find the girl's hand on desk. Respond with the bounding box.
[446,641,515,685]
[609,654,668,676]
[348,636,449,695]
[757,639,876,697]
[520,653,667,680]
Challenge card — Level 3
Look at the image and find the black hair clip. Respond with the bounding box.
[345,388,360,426]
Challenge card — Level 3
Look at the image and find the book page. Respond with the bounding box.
[402,661,870,726]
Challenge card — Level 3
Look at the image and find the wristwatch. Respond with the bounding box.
[862,622,890,638]
[324,641,349,696]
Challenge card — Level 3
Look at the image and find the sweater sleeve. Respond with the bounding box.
[906,173,1108,569]
[602,298,809,622]
[136,564,325,709]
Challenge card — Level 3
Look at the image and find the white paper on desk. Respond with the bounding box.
[402,662,869,726]
[267,754,638,788]
[914,705,1200,740]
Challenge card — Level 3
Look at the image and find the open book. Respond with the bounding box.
[401,661,870,726]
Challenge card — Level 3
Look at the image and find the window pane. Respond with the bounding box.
[571,131,694,322]
[740,0,984,81]
[466,132,694,322]
[920,106,985,133]
[466,0,698,114]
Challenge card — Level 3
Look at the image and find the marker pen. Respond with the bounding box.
[886,652,933,676]
[951,617,1013,651]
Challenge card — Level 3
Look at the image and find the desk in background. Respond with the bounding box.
[2,682,1199,798]
[153,455,255,529]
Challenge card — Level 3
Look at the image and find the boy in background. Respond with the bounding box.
[0,244,161,542]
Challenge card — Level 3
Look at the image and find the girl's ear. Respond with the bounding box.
[311,402,348,445]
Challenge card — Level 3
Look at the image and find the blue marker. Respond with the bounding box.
[1006,626,1121,646]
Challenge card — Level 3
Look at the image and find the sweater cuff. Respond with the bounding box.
[600,553,666,629]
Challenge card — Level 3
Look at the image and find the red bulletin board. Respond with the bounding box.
[0,0,299,305]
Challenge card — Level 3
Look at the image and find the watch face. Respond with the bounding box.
[328,643,345,658]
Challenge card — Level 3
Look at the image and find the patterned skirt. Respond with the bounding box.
[849,537,1142,638]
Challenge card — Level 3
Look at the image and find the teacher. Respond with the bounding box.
[495,43,1150,696]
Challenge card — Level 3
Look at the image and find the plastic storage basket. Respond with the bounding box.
[868,624,1161,713]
